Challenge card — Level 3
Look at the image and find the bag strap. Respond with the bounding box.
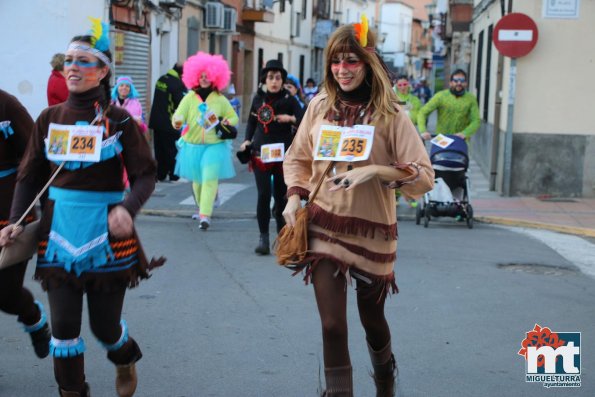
[14,161,65,228]
[306,161,335,206]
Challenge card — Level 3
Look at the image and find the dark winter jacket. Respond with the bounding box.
[148,69,186,133]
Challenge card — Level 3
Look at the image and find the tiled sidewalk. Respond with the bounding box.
[472,196,595,237]
[466,159,595,237]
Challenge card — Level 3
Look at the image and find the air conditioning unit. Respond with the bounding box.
[205,2,225,29]
[223,8,237,32]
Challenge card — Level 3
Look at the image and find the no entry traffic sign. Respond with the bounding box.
[493,13,539,58]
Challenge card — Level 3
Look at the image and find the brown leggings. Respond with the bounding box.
[312,260,391,368]
[48,284,140,392]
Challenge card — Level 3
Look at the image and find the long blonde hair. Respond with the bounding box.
[321,24,398,122]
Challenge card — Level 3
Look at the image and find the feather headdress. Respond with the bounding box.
[67,17,112,68]
[353,14,369,48]
[88,17,110,52]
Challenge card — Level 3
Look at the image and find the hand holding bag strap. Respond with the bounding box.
[0,162,65,268]
[306,161,335,206]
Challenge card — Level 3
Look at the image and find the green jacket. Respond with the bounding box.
[394,88,421,126]
[173,91,238,145]
[417,89,480,139]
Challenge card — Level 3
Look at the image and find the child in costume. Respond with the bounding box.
[0,18,163,397]
[111,76,148,189]
[111,76,148,135]
[0,89,51,362]
[172,52,238,230]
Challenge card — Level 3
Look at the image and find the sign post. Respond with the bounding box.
[492,13,538,196]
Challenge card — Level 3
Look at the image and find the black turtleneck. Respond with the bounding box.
[66,85,105,110]
[196,87,213,101]
[337,73,372,104]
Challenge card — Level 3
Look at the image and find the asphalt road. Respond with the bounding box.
[1,135,595,396]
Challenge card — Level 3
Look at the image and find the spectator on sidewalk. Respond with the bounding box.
[417,69,480,142]
[239,59,304,255]
[149,63,186,182]
[0,19,160,397]
[47,53,69,106]
[172,52,238,231]
[282,19,433,396]
[0,88,51,362]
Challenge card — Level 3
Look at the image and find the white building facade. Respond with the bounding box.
[470,0,595,197]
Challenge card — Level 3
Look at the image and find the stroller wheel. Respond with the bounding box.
[415,205,422,225]
[466,204,474,229]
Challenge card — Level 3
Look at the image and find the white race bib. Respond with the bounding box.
[46,123,103,162]
[314,124,374,162]
[261,143,285,163]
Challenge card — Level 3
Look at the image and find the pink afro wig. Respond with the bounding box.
[182,52,231,91]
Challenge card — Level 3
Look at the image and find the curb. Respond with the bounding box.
[475,216,595,238]
[140,208,255,219]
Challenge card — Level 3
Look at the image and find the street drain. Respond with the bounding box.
[497,263,577,276]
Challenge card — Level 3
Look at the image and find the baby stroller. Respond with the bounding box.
[416,135,474,228]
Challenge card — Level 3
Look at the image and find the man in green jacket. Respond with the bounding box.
[417,69,480,141]
[393,75,421,126]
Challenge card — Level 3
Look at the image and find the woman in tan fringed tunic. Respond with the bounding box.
[282,19,434,397]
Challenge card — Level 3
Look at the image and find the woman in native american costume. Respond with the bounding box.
[282,17,434,396]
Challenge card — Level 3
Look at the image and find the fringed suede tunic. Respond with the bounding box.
[283,92,434,289]
[10,87,159,291]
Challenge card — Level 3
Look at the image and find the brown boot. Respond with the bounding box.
[59,382,90,397]
[116,363,137,397]
[368,340,398,397]
[322,365,353,397]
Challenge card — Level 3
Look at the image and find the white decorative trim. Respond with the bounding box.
[51,336,83,348]
[49,230,109,258]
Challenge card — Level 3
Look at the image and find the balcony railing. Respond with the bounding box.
[243,0,275,22]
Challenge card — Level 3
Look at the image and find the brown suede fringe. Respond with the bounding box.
[308,203,398,240]
[297,253,399,300]
[309,231,396,263]
[33,230,165,293]
[286,186,311,200]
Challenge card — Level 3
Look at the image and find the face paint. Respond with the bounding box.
[64,49,106,94]
[330,53,366,92]
[64,59,99,68]
[330,54,363,73]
